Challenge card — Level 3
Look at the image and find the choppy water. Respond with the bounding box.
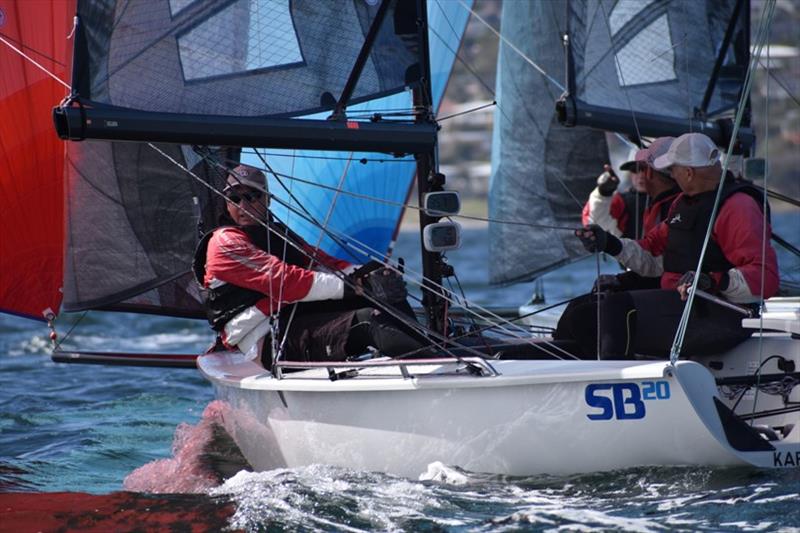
[2,225,800,531]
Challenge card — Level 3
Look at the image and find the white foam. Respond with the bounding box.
[419,461,470,485]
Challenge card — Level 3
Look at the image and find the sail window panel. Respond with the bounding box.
[177,0,303,82]
[169,0,197,17]
[608,0,657,36]
[82,0,418,117]
[614,15,676,87]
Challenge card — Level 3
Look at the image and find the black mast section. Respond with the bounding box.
[698,0,747,118]
[412,0,447,334]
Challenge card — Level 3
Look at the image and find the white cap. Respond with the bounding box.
[652,133,720,170]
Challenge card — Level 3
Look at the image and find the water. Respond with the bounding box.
[2,224,800,531]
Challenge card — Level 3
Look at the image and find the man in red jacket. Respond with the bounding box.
[194,164,423,366]
[558,133,778,359]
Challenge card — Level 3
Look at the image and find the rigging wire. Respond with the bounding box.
[277,153,355,364]
[759,60,800,107]
[456,0,564,92]
[437,101,497,122]
[596,1,643,143]
[0,32,69,67]
[0,35,71,90]
[224,166,580,362]
[50,311,90,353]
[669,0,777,363]
[238,150,413,164]
[220,157,578,232]
[146,143,492,364]
[752,33,773,423]
[264,187,576,354]
[262,190,578,360]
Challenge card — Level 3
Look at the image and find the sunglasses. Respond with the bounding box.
[226,190,264,203]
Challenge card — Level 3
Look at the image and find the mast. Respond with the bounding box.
[413,0,447,333]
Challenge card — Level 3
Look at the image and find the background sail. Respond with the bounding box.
[62,0,469,315]
[573,0,748,125]
[0,0,75,320]
[489,0,609,285]
[489,0,749,285]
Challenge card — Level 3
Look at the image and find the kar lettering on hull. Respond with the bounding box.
[773,451,800,467]
[585,381,671,421]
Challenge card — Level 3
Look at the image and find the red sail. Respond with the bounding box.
[0,0,74,320]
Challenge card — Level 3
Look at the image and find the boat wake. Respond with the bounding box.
[202,462,800,532]
[123,401,248,493]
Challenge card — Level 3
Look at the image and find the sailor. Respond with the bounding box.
[558,133,779,359]
[582,137,681,241]
[591,137,682,292]
[193,164,425,367]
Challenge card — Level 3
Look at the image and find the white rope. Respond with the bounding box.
[0,36,71,90]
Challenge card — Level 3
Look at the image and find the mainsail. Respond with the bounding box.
[490,0,751,285]
[0,0,75,320]
[49,0,468,317]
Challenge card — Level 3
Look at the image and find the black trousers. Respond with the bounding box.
[554,289,753,359]
[262,297,427,368]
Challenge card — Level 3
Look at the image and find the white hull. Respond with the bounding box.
[199,330,800,477]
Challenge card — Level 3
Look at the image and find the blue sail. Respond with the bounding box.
[242,1,471,264]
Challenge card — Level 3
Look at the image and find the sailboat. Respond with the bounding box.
[1,0,798,477]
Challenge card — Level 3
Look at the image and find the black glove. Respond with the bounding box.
[677,271,729,293]
[677,270,715,294]
[351,260,384,279]
[596,165,619,197]
[592,274,622,293]
[576,224,622,255]
[364,267,407,304]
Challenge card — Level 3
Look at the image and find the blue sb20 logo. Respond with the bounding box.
[585,381,670,420]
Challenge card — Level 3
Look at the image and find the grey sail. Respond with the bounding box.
[489,1,608,285]
[61,0,425,316]
[565,0,750,140]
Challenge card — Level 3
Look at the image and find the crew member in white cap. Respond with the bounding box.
[194,164,424,367]
[558,133,779,359]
